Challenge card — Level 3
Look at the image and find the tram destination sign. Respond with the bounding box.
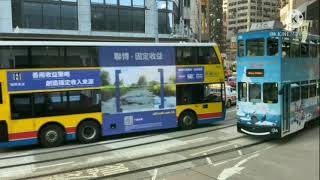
[246,69,264,77]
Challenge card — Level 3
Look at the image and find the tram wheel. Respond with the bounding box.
[179,111,197,130]
[77,121,100,144]
[39,124,65,148]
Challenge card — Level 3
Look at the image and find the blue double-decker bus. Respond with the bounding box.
[236,27,319,138]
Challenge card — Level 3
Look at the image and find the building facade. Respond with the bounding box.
[225,0,280,63]
[0,0,200,42]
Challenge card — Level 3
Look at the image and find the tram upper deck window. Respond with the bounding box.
[290,39,300,57]
[238,82,247,102]
[282,37,291,58]
[246,38,264,56]
[238,40,244,57]
[263,83,278,103]
[301,42,309,57]
[309,40,317,58]
[267,37,279,56]
[249,83,261,103]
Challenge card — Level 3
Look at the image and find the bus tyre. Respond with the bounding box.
[226,100,231,108]
[179,111,197,130]
[77,121,100,144]
[39,124,65,148]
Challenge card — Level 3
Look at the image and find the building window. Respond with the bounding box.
[12,0,78,30]
[91,0,145,33]
[184,0,190,7]
[158,0,177,34]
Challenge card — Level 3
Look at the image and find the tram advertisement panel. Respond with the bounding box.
[100,46,177,135]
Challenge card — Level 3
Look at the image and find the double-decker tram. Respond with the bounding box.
[236,24,320,138]
[0,41,226,148]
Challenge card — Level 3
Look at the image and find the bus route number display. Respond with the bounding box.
[246,69,264,77]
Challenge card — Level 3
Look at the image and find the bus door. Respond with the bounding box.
[0,71,9,142]
[282,84,290,134]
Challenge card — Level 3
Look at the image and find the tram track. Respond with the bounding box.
[20,136,272,180]
[0,109,236,160]
[0,122,237,169]
[0,110,236,160]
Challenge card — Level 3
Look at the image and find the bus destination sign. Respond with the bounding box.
[246,69,264,77]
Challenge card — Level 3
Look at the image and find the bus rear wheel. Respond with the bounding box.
[39,124,65,148]
[77,121,100,144]
[179,111,197,130]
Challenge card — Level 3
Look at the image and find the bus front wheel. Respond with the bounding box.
[77,121,100,144]
[39,124,65,148]
[179,111,197,130]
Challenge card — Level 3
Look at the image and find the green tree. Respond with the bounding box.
[137,75,147,86]
[101,71,110,86]
[169,75,176,83]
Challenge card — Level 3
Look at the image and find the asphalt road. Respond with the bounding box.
[0,107,318,180]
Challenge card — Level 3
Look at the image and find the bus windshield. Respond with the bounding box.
[246,38,264,56]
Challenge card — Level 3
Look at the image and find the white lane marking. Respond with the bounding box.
[213,156,242,166]
[152,169,158,180]
[191,143,235,156]
[184,137,209,144]
[217,153,260,180]
[234,145,243,156]
[214,145,275,167]
[204,153,213,165]
[35,161,74,169]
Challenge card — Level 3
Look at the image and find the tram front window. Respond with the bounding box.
[263,83,278,103]
[267,38,279,56]
[249,83,261,103]
[246,39,264,56]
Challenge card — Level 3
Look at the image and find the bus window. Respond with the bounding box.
[176,47,183,65]
[267,37,279,56]
[69,90,101,114]
[282,37,291,58]
[238,82,247,102]
[301,85,309,99]
[34,92,68,117]
[246,38,264,56]
[263,83,278,103]
[238,40,244,57]
[301,43,309,57]
[176,47,198,65]
[249,83,261,103]
[198,47,219,64]
[11,94,33,119]
[290,83,300,102]
[309,84,316,97]
[206,83,223,102]
[177,84,204,105]
[290,39,300,58]
[0,83,2,104]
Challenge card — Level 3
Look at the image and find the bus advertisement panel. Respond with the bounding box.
[100,46,178,136]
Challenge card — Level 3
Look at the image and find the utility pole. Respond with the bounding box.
[154,0,159,42]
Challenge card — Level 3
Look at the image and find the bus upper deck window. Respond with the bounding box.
[267,37,279,56]
[238,40,244,57]
[249,83,261,103]
[0,83,2,104]
[199,47,219,64]
[246,38,264,56]
[263,83,278,103]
